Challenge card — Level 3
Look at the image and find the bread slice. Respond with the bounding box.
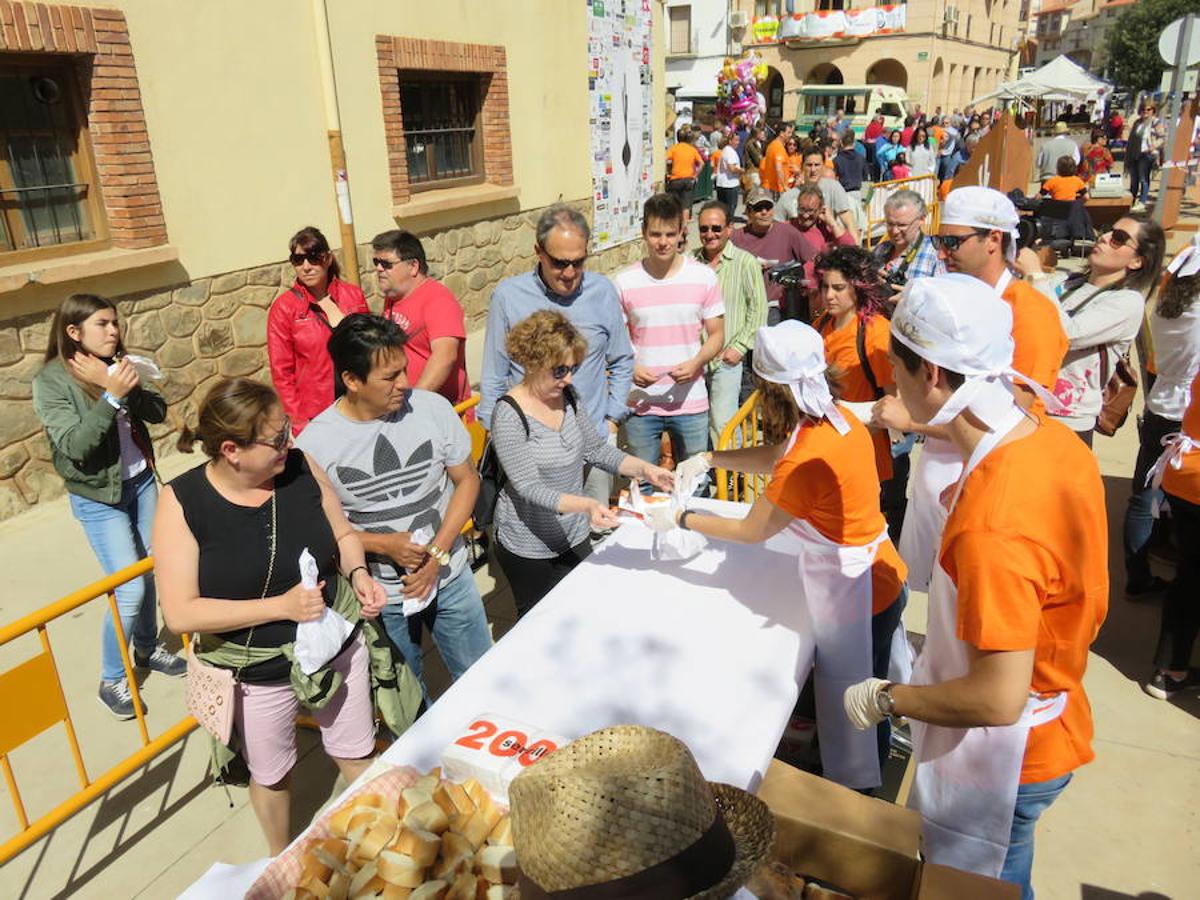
[401,788,434,811]
[415,771,440,794]
[311,838,351,875]
[404,801,450,835]
[484,886,514,900]
[353,814,399,863]
[328,803,358,839]
[444,782,475,817]
[409,881,449,900]
[446,871,483,900]
[326,869,351,900]
[432,832,474,881]
[376,851,427,888]
[454,809,492,851]
[461,779,490,812]
[348,861,385,897]
[485,818,512,847]
[477,845,518,885]
[393,827,441,867]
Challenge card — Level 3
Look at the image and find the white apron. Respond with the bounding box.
[908,409,1067,877]
[785,516,888,790]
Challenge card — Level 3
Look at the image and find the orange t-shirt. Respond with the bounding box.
[1001,279,1068,416]
[818,313,896,482]
[666,142,704,181]
[766,412,907,614]
[1041,175,1087,201]
[940,420,1108,783]
[1162,371,1200,503]
[760,137,789,193]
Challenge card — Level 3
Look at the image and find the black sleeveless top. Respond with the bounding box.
[171,449,338,683]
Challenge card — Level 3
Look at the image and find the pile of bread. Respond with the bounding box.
[749,861,857,900]
[287,769,518,899]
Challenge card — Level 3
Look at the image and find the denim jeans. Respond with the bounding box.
[1000,772,1073,900]
[1123,410,1179,588]
[1128,154,1156,205]
[379,566,492,700]
[1153,493,1200,670]
[624,411,710,471]
[68,469,159,682]
[707,360,744,449]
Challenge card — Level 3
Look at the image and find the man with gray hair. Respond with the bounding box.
[872,189,946,291]
[480,203,634,504]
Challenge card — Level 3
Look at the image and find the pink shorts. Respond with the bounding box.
[234,634,375,786]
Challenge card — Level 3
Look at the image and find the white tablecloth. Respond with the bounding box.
[183,501,815,897]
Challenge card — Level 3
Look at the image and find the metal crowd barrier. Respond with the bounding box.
[0,394,486,866]
[713,390,768,503]
[863,173,941,248]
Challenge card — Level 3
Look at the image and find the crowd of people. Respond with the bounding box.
[27,109,1198,894]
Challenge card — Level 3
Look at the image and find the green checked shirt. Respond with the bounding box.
[694,239,768,370]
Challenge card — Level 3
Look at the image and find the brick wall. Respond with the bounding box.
[0,1,167,249]
[376,35,514,206]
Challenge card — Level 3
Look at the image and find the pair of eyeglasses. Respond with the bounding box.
[372,256,415,271]
[930,230,989,252]
[749,201,774,213]
[543,253,588,271]
[1104,227,1135,249]
[551,363,581,380]
[289,250,328,266]
[886,217,920,231]
[252,417,292,453]
[697,225,726,234]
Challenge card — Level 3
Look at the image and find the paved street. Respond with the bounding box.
[1,223,1198,900]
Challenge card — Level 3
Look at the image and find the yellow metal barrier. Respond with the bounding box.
[863,174,941,249]
[0,557,198,866]
[0,395,486,866]
[713,390,769,503]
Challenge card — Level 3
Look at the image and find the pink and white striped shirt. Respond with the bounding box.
[615,258,725,417]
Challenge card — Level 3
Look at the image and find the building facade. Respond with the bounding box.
[730,0,1022,116]
[0,0,666,519]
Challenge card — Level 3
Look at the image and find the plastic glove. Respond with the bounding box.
[645,504,678,533]
[843,677,891,731]
[675,453,711,487]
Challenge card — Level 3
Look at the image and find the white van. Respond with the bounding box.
[791,84,910,137]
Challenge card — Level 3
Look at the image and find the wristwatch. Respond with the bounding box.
[877,682,897,718]
[427,543,451,567]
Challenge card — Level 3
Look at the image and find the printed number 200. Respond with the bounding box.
[454,719,558,767]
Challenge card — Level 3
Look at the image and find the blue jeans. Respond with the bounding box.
[707,360,744,448]
[379,566,492,700]
[69,469,159,682]
[1128,154,1156,205]
[1000,772,1072,900]
[1123,410,1178,588]
[624,411,710,494]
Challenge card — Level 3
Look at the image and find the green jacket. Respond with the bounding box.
[197,576,424,779]
[31,357,167,504]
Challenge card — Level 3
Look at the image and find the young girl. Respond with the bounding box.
[890,151,912,179]
[32,295,184,720]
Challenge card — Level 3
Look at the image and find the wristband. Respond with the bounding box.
[346,565,369,585]
[102,390,125,409]
[427,543,451,566]
[678,510,693,531]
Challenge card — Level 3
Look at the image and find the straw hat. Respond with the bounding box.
[509,725,774,900]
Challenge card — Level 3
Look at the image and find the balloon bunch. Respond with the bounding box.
[715,51,768,127]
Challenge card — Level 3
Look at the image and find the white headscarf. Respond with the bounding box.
[890,274,1068,430]
[1166,232,1200,278]
[752,320,850,435]
[939,186,1021,262]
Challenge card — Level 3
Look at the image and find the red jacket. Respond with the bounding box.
[267,278,369,433]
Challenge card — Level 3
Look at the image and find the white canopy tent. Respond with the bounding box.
[969,55,1110,108]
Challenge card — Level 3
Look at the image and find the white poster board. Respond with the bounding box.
[588,0,655,251]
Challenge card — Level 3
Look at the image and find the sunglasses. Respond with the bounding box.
[551,363,581,380]
[252,416,292,453]
[372,256,416,271]
[930,230,988,251]
[289,250,328,267]
[697,225,727,234]
[749,201,774,212]
[543,253,588,271]
[1104,227,1135,249]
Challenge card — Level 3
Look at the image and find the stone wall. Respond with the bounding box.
[0,199,646,520]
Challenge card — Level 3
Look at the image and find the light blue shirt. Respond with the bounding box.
[479,268,634,430]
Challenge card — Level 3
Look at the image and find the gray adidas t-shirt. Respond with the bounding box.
[297,391,472,600]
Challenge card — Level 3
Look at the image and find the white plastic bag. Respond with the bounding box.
[402,525,438,617]
[633,476,708,562]
[293,548,354,675]
[107,354,164,382]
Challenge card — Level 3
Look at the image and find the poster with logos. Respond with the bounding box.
[588,0,654,251]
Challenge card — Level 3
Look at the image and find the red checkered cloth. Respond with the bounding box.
[246,765,421,900]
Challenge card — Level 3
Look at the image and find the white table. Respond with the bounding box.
[184,501,815,897]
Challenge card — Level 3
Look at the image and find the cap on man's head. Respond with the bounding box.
[745,186,774,208]
[1053,121,1069,135]
[939,186,1019,234]
[891,273,1014,376]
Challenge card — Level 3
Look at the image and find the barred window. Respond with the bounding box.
[400,75,484,189]
[0,57,103,258]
